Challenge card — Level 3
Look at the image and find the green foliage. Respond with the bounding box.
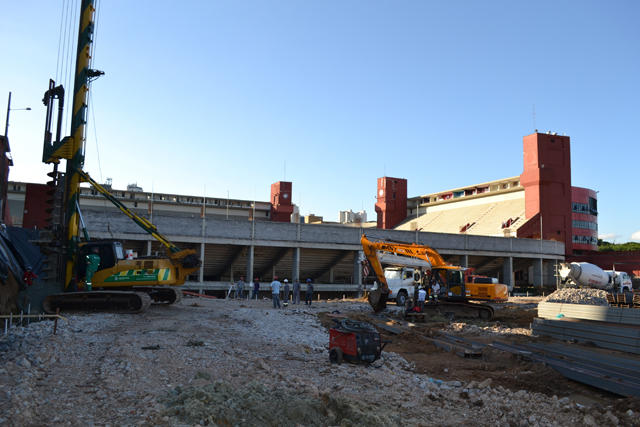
[597,240,640,252]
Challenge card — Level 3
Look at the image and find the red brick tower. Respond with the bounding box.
[517,132,573,254]
[270,181,293,222]
[375,177,407,229]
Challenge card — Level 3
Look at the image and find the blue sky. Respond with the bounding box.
[2,1,639,241]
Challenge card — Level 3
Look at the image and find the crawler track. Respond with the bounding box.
[43,291,152,314]
[133,286,183,304]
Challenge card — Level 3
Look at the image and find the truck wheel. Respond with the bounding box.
[329,348,343,364]
[396,291,408,307]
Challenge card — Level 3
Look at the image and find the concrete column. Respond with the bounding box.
[329,267,335,284]
[353,251,363,294]
[199,242,205,282]
[146,240,152,256]
[502,256,513,291]
[292,247,300,282]
[541,258,545,288]
[246,245,254,281]
[461,254,468,268]
[532,258,544,288]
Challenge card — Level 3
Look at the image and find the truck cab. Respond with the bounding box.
[606,270,633,293]
[384,267,418,306]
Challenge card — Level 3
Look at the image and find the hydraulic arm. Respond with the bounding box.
[79,170,178,253]
[77,169,201,268]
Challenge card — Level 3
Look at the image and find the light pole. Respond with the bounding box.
[4,92,32,138]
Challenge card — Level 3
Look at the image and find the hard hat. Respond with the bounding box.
[306,278,312,283]
[284,279,288,282]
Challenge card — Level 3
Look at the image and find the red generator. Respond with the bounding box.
[329,319,386,364]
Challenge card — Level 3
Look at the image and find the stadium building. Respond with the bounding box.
[376,131,599,256]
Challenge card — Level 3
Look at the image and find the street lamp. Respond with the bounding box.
[4,92,31,138]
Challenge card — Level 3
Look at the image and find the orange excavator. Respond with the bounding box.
[361,235,508,319]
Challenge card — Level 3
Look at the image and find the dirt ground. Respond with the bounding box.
[1,295,639,426]
[319,298,629,405]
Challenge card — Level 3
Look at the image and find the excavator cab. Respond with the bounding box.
[431,268,467,301]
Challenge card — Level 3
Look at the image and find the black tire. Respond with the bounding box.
[329,347,343,364]
[396,290,408,307]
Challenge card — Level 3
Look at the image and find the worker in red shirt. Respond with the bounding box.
[22,266,37,287]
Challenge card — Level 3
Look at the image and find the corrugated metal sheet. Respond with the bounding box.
[491,341,640,397]
[538,302,640,326]
[531,317,640,354]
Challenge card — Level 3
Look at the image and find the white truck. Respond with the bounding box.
[382,267,419,307]
[558,262,633,293]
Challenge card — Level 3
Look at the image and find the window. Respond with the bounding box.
[572,220,597,230]
[572,202,593,214]
[588,197,598,215]
[573,235,598,245]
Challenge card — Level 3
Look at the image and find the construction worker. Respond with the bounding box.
[270,276,281,309]
[22,266,37,287]
[417,286,427,311]
[252,277,260,300]
[283,279,290,307]
[305,278,314,306]
[85,247,101,291]
[431,279,441,302]
[292,279,301,304]
[235,276,245,299]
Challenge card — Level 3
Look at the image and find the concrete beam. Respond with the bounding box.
[256,247,289,279]
[310,251,351,282]
[213,245,246,278]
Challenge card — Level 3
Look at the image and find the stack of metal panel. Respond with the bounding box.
[491,341,640,397]
[532,317,640,354]
[538,302,640,326]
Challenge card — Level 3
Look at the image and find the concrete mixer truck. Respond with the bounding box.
[558,262,633,293]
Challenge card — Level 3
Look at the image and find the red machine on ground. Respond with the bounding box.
[329,319,386,364]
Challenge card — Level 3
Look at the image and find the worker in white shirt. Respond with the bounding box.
[431,281,441,301]
[417,286,427,311]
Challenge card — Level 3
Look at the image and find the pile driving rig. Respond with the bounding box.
[31,0,200,313]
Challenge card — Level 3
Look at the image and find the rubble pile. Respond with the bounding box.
[543,288,609,306]
[446,322,531,336]
[0,299,635,425]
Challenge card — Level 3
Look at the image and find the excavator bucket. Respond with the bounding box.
[368,288,388,312]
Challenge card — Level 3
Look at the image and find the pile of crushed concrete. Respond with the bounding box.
[542,288,609,306]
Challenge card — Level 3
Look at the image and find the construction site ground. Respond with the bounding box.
[1,296,639,426]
